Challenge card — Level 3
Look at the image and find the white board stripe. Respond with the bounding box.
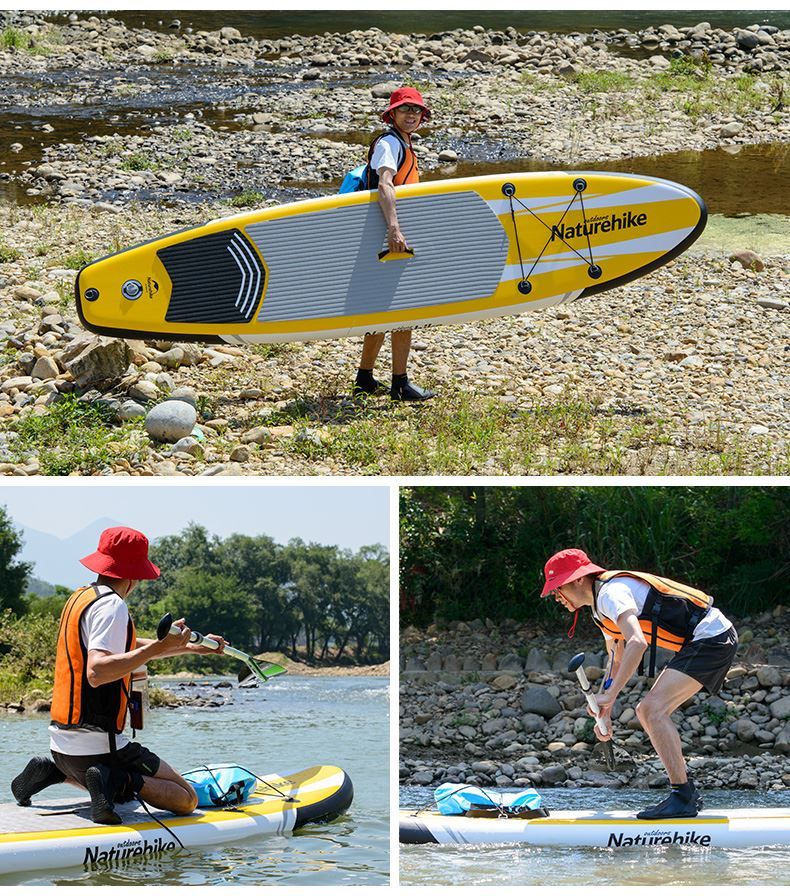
[486,183,691,217]
[498,226,695,282]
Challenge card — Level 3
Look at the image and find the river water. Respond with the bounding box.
[46,11,790,38]
[399,785,790,886]
[0,676,389,886]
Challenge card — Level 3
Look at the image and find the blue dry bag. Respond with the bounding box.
[434,783,543,816]
[338,165,369,194]
[183,764,257,808]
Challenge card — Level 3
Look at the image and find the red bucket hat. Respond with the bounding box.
[541,548,605,597]
[81,527,161,581]
[382,86,431,123]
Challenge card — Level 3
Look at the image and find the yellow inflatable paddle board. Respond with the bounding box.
[75,171,706,344]
[0,765,352,875]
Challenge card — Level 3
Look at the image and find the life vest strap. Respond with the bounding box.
[645,589,663,679]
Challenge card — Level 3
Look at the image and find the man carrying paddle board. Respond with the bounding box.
[11,526,228,824]
[541,548,738,820]
[354,87,435,402]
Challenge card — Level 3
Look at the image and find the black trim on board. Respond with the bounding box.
[293,770,354,830]
[399,816,440,844]
[570,174,709,301]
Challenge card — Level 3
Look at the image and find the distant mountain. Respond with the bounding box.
[19,517,122,589]
[25,575,59,597]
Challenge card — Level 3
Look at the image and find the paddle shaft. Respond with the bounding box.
[163,622,249,664]
[573,665,610,737]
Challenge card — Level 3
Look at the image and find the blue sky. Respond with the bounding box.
[0,483,390,550]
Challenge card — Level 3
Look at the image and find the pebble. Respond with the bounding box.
[144,398,198,443]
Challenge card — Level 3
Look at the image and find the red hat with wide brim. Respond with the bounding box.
[541,548,605,597]
[81,527,160,581]
[382,86,431,122]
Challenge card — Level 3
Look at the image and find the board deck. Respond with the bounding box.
[0,765,353,874]
[76,171,706,344]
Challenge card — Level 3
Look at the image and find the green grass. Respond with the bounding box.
[572,70,636,93]
[60,248,93,270]
[257,387,789,476]
[229,189,267,208]
[1,395,143,475]
[0,26,31,50]
[119,152,161,172]
[0,241,20,263]
[449,712,478,728]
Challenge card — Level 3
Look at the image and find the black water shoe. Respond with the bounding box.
[353,369,384,397]
[85,765,122,825]
[11,756,66,806]
[636,782,702,820]
[390,376,435,402]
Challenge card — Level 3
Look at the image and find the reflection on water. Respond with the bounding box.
[400,785,790,886]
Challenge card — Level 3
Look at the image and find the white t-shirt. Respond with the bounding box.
[596,576,731,642]
[369,134,405,176]
[49,586,132,755]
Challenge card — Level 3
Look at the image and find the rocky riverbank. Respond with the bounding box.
[400,606,790,792]
[0,203,787,476]
[0,15,787,202]
[0,14,788,476]
[0,661,389,716]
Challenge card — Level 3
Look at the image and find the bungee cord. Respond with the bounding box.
[502,177,603,295]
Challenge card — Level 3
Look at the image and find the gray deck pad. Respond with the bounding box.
[0,796,197,833]
[245,191,509,322]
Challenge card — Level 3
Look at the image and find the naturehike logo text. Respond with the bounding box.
[551,211,648,242]
[607,829,712,848]
[84,836,177,867]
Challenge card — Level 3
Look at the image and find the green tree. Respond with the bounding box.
[400,486,790,626]
[0,506,32,616]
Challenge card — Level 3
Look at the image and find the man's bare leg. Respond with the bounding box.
[391,329,412,376]
[635,668,702,783]
[138,759,198,815]
[360,333,386,370]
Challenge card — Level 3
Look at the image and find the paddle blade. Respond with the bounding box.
[238,659,287,684]
[602,740,617,771]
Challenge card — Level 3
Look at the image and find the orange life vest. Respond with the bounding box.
[592,570,714,677]
[367,128,419,187]
[393,137,418,186]
[51,585,135,736]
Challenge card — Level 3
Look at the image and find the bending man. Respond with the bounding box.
[12,526,227,824]
[541,548,738,819]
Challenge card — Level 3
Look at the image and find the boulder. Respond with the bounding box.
[520,686,562,719]
[60,336,131,389]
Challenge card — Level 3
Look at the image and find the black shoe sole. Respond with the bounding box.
[85,767,122,826]
[11,757,65,807]
[636,794,703,820]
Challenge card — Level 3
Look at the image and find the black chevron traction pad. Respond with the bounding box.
[158,229,266,324]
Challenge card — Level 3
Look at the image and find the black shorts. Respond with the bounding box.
[52,742,162,802]
[666,626,738,694]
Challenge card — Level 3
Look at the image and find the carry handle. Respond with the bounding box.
[378,248,415,262]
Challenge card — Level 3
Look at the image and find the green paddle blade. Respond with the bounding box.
[238,659,287,684]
